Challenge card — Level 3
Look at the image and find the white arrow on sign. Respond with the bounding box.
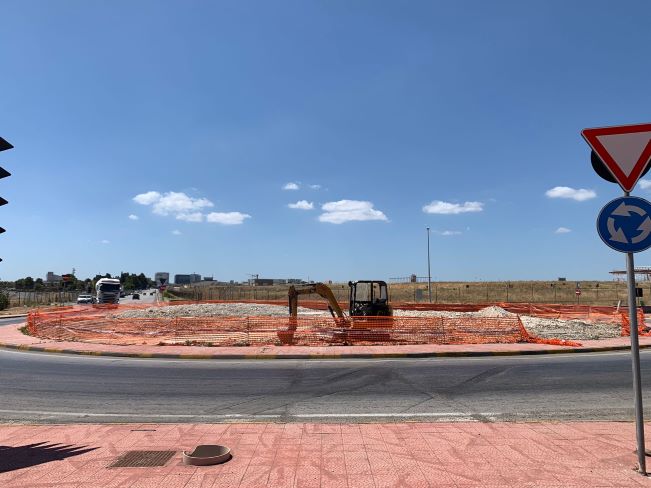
[632,216,651,244]
[611,202,647,217]
[607,217,628,243]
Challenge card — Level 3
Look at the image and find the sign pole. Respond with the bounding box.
[626,247,647,474]
[584,123,651,476]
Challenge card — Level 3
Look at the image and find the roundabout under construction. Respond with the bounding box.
[24,299,644,349]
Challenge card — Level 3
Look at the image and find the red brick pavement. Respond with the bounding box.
[0,422,650,487]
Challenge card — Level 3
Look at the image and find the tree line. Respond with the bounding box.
[8,273,154,292]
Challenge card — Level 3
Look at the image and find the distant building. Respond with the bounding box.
[46,272,62,283]
[155,272,170,286]
[249,278,304,286]
[174,274,191,285]
[174,273,202,285]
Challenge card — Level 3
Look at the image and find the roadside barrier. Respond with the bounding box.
[26,303,584,347]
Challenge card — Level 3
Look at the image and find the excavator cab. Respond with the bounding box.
[348,280,392,317]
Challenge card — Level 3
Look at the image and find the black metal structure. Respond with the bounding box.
[348,280,392,317]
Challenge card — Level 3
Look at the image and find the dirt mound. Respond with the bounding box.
[115,302,328,319]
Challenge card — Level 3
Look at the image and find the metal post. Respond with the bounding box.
[426,227,432,303]
[627,250,647,474]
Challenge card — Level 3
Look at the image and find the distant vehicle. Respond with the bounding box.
[95,278,122,304]
[119,291,126,298]
[132,293,140,300]
[76,294,94,304]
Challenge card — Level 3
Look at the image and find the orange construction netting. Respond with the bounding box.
[25,301,589,347]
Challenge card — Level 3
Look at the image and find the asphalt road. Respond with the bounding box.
[0,340,650,423]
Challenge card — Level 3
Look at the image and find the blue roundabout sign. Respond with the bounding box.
[597,196,651,253]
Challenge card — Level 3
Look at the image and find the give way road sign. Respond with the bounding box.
[582,123,651,192]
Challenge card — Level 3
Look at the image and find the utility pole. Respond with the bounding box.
[426,227,432,303]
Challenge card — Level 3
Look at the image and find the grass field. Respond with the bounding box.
[174,280,646,307]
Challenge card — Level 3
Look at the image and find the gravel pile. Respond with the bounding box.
[394,306,620,340]
[114,303,621,340]
[519,316,621,340]
[114,302,327,319]
[392,306,514,319]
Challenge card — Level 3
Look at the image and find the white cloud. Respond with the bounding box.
[439,230,462,236]
[172,229,182,235]
[422,201,484,215]
[319,200,388,224]
[288,200,314,210]
[128,214,139,221]
[283,182,300,190]
[555,227,571,234]
[206,212,251,225]
[101,239,110,244]
[639,179,651,190]
[133,191,213,217]
[309,184,321,190]
[176,212,204,222]
[133,191,162,205]
[151,192,213,216]
[133,190,250,225]
[545,186,596,201]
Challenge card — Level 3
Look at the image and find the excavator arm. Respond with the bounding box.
[288,283,345,319]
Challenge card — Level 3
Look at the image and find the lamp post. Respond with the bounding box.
[426,227,432,303]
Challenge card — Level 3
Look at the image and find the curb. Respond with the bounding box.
[0,314,28,319]
[0,341,648,360]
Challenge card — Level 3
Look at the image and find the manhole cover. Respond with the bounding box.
[109,450,176,468]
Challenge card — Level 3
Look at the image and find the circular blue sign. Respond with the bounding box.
[597,196,651,253]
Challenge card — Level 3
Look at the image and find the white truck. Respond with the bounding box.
[95,278,122,304]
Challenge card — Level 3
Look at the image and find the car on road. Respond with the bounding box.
[77,294,95,304]
[132,293,140,300]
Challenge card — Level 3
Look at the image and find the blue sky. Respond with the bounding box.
[1,0,651,282]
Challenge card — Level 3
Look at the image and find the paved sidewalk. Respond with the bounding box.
[0,422,650,487]
[2,323,651,359]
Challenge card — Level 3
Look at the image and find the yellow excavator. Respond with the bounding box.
[281,281,392,345]
[287,281,392,318]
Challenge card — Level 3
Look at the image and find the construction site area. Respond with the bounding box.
[24,279,649,350]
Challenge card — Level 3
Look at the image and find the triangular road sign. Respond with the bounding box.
[0,137,12,152]
[582,123,651,192]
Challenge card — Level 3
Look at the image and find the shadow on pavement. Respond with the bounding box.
[0,442,98,472]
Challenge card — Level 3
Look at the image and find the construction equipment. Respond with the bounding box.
[288,281,392,319]
[281,281,393,345]
[288,282,345,319]
[348,280,392,317]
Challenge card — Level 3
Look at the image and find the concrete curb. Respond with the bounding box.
[0,314,29,319]
[0,340,648,360]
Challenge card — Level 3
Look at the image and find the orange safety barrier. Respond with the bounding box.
[26,303,582,348]
[620,309,650,336]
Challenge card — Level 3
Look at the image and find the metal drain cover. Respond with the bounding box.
[109,450,176,468]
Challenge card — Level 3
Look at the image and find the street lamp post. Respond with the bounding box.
[426,227,432,303]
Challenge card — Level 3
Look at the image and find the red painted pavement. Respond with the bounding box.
[0,422,650,487]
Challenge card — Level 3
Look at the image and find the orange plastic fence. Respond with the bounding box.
[26,302,583,348]
[620,309,650,336]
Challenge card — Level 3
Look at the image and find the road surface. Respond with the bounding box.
[0,335,649,423]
